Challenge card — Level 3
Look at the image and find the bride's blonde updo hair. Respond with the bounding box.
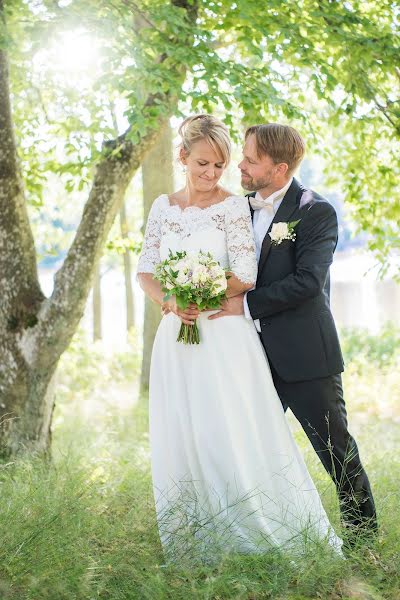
[178,114,231,165]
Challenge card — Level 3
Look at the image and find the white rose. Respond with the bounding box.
[174,258,189,273]
[210,265,225,279]
[192,265,209,285]
[272,222,289,237]
[213,274,228,294]
[270,222,289,243]
[176,270,190,285]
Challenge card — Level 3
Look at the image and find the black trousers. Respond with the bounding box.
[267,358,377,531]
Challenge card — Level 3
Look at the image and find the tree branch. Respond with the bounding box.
[121,0,165,36]
[0,9,45,332]
[374,99,400,132]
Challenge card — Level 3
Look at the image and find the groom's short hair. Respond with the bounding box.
[245,124,305,173]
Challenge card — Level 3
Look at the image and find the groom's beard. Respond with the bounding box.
[240,170,274,192]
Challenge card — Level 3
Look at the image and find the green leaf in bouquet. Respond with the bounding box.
[176,295,190,310]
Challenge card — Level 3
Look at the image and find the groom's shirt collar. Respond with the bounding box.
[253,177,293,212]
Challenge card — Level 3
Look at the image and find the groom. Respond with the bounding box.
[209,123,377,542]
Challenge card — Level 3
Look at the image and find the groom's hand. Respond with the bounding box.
[208,294,245,320]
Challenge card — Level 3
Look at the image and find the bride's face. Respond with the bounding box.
[181,139,225,192]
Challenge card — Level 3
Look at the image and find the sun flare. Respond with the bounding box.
[32,28,101,86]
[52,29,100,72]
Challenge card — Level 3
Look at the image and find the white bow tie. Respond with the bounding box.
[249,192,285,212]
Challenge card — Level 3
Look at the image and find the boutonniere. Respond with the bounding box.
[269,220,301,245]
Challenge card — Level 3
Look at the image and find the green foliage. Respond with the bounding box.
[321,116,400,273]
[340,323,400,370]
[4,0,399,267]
[55,327,141,405]
[106,236,142,256]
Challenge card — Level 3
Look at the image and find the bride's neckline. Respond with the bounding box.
[163,193,237,212]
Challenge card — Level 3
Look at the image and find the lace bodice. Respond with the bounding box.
[137,194,257,284]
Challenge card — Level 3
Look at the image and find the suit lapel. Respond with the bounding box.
[257,178,303,276]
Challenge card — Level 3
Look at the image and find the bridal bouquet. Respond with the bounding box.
[154,250,229,344]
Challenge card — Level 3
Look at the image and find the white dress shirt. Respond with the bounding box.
[244,178,293,332]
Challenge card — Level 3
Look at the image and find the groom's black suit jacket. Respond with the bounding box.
[247,178,344,383]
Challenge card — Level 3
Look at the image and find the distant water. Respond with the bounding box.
[38,250,399,351]
[330,251,400,332]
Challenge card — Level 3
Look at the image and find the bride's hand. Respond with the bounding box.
[162,297,200,325]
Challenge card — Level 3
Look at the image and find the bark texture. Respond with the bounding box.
[92,262,102,341]
[120,201,135,331]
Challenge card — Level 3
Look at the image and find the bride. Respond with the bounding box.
[137,114,342,563]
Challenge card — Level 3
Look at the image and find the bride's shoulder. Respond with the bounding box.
[223,194,252,214]
[149,194,170,214]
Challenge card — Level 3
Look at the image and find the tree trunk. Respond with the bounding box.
[120,202,135,331]
[92,262,102,341]
[140,121,173,393]
[1,133,152,457]
[0,0,197,457]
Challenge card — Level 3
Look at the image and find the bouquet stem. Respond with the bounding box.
[177,320,200,344]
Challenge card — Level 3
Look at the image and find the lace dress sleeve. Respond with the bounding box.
[225,197,257,285]
[137,196,164,274]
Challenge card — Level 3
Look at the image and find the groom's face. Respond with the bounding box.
[239,134,280,193]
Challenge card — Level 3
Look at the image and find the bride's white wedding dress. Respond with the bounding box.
[137,194,342,562]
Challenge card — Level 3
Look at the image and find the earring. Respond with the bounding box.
[182,166,187,173]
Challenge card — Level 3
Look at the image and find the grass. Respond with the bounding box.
[0,327,399,599]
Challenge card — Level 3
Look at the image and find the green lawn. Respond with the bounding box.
[0,327,399,599]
